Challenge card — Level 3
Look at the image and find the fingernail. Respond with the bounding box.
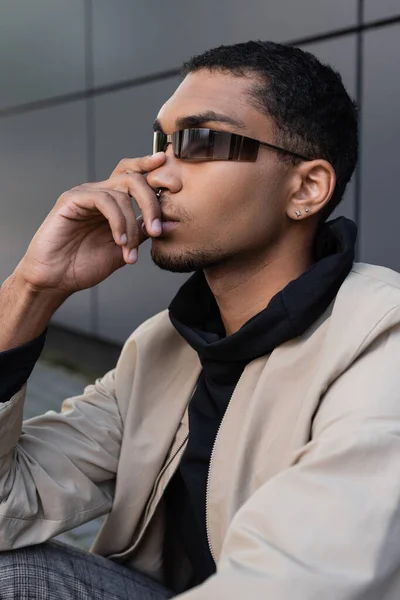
[152,152,164,159]
[141,222,148,234]
[151,218,162,235]
[120,233,127,245]
[128,248,138,263]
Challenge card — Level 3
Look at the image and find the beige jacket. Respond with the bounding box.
[2,262,400,599]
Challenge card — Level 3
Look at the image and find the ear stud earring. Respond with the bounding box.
[295,208,311,218]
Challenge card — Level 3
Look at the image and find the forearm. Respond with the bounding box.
[0,272,67,352]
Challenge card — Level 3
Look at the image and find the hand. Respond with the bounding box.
[14,153,166,296]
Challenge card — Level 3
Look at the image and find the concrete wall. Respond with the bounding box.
[1,1,399,344]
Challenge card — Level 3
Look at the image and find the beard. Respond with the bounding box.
[150,194,232,272]
[150,243,226,273]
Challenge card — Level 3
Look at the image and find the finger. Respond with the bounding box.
[97,189,144,251]
[123,217,149,266]
[101,173,163,238]
[123,243,139,265]
[92,191,150,265]
[136,214,150,243]
[62,188,129,248]
[89,190,128,248]
[110,152,166,178]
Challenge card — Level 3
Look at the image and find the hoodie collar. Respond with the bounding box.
[169,217,357,365]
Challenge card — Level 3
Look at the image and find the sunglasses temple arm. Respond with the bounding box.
[259,141,312,161]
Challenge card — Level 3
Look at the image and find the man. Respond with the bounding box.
[0,39,400,600]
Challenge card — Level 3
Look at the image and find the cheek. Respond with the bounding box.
[183,162,263,222]
[178,162,287,248]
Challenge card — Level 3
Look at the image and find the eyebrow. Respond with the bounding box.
[153,111,246,133]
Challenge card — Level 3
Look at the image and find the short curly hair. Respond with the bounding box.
[181,40,358,220]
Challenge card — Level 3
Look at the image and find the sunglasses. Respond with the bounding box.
[153,127,313,162]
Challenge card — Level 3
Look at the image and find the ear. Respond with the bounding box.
[286,159,336,221]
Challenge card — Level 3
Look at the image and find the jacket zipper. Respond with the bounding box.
[124,432,189,557]
[205,378,241,563]
[139,384,198,535]
[142,433,189,526]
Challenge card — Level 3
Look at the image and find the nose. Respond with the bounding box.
[147,145,182,195]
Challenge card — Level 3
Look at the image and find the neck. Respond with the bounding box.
[204,237,314,336]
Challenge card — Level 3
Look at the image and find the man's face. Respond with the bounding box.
[147,70,294,273]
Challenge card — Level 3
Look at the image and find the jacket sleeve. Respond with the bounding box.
[178,322,400,600]
[0,363,122,550]
[0,329,47,403]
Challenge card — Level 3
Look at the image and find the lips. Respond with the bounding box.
[161,220,179,233]
[161,214,179,223]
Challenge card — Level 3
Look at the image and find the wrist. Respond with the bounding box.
[0,273,68,352]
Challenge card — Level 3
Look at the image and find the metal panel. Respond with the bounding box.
[94,78,189,344]
[93,0,357,87]
[0,101,92,334]
[0,0,86,110]
[364,0,400,22]
[300,36,358,221]
[359,24,400,271]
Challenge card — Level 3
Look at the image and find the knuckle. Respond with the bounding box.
[116,158,130,170]
[94,191,108,206]
[62,187,79,198]
[126,171,142,182]
[118,193,134,205]
[98,190,115,204]
[58,190,69,203]
[114,158,143,175]
[58,188,78,204]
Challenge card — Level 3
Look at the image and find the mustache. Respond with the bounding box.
[158,196,191,223]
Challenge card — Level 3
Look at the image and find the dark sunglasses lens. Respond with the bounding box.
[153,131,167,153]
[210,131,258,160]
[234,137,259,161]
[177,129,213,159]
[174,129,259,161]
[157,128,260,161]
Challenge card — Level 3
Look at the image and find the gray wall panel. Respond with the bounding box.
[0,101,92,333]
[94,78,189,344]
[0,0,86,110]
[3,1,396,344]
[93,0,357,87]
[300,36,358,222]
[359,24,400,271]
[365,0,400,22]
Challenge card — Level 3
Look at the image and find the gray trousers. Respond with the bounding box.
[0,541,174,599]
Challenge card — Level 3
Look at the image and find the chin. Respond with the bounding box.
[150,243,224,273]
